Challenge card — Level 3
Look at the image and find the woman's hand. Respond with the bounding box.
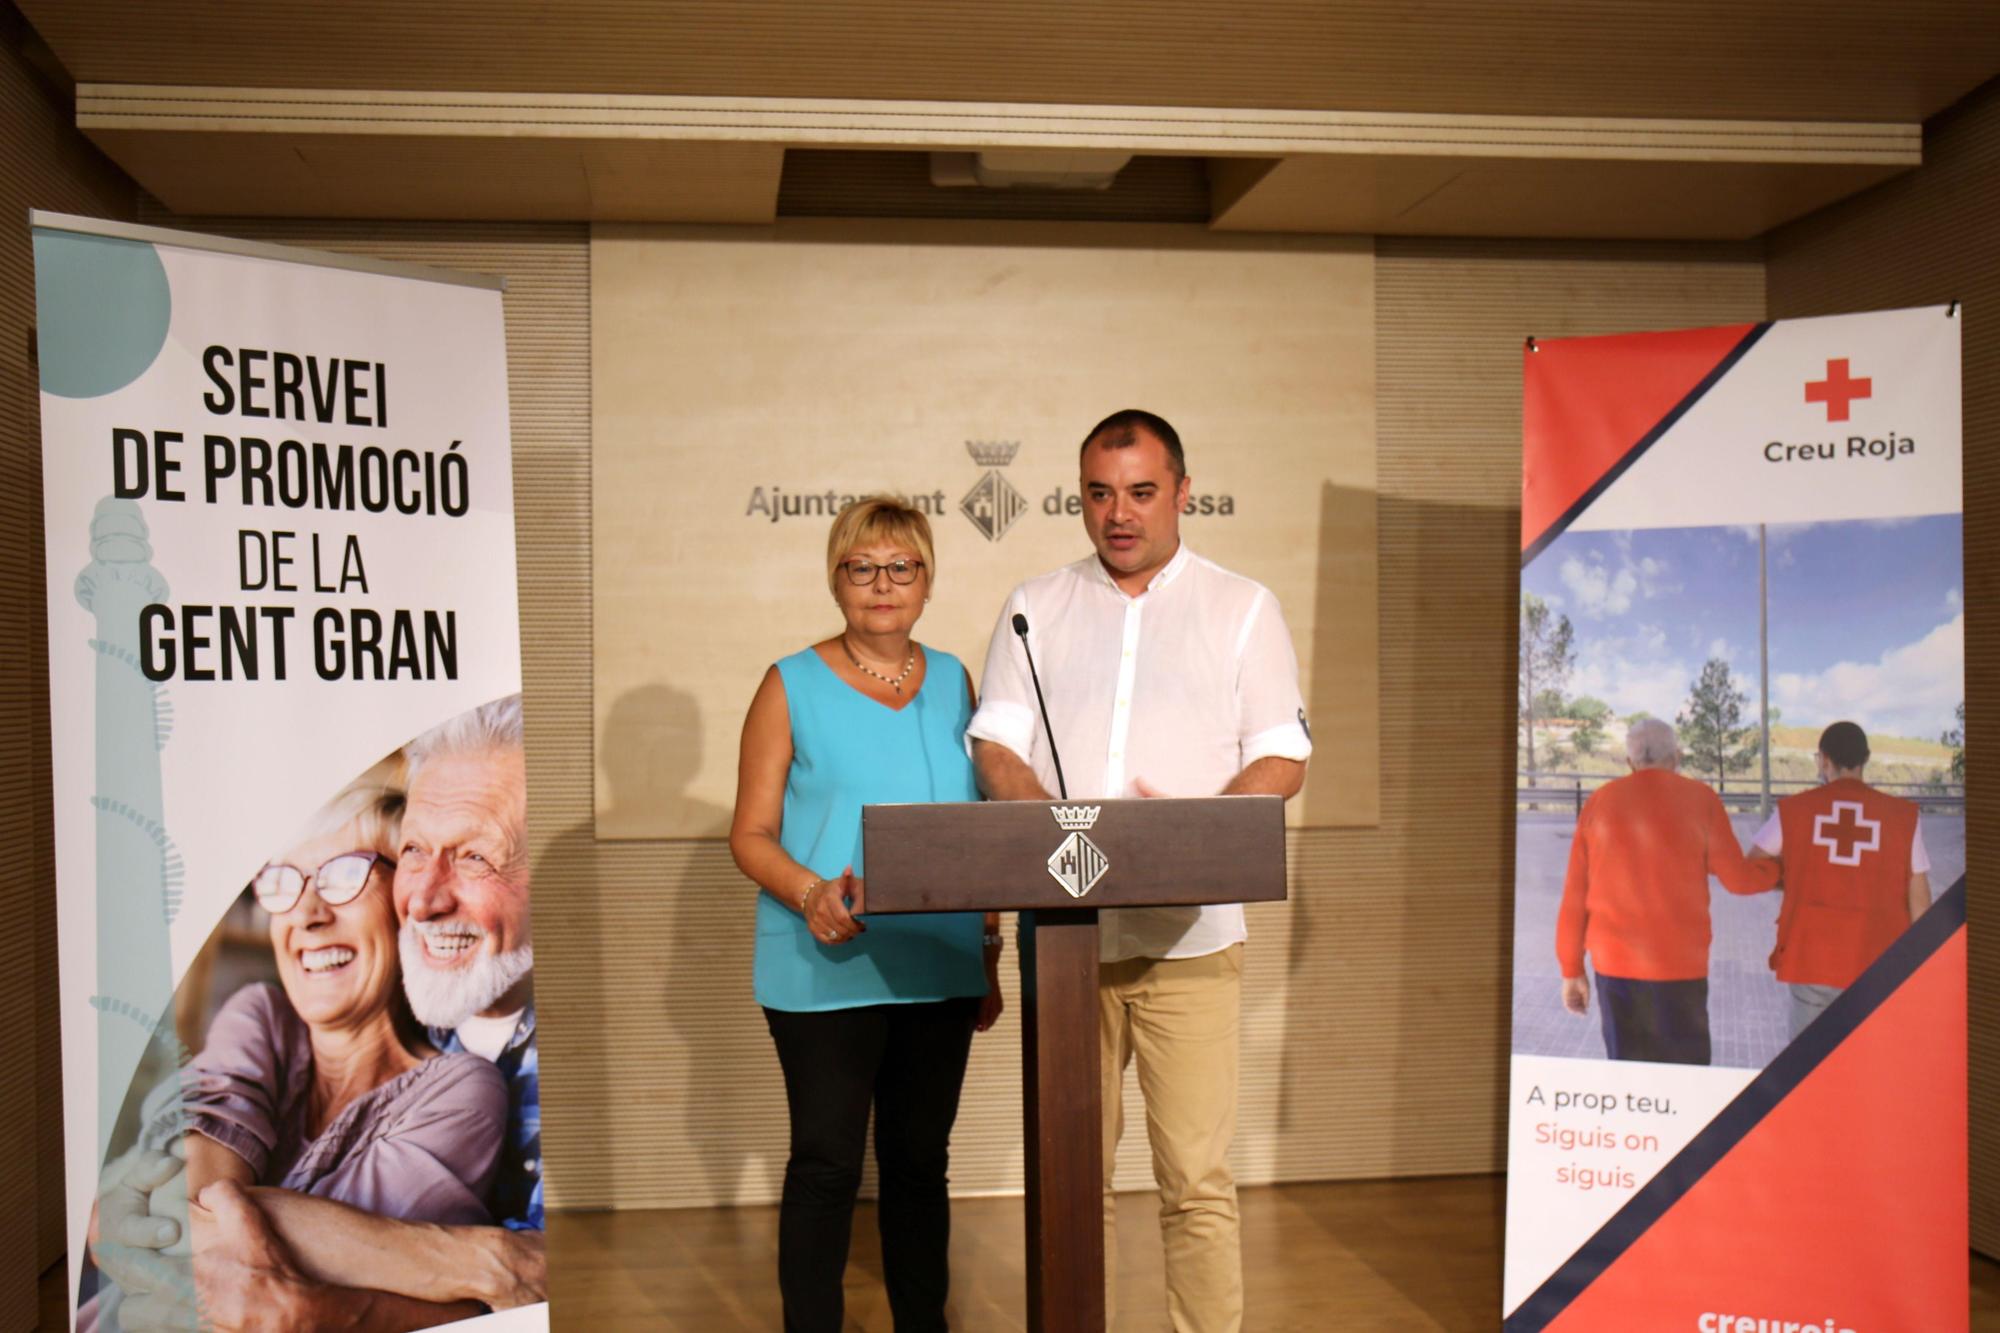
[91,1142,187,1254]
[976,916,1004,1031]
[805,867,867,946]
[975,977,1004,1032]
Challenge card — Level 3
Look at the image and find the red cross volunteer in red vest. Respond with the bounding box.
[1749,720,1932,1038]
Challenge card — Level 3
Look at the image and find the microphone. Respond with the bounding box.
[1012,613,1069,800]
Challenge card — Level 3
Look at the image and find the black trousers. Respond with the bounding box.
[764,997,979,1333]
[1596,973,1711,1065]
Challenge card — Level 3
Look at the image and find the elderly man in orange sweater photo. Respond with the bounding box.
[1555,718,1779,1064]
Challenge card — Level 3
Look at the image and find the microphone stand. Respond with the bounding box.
[1012,612,1068,800]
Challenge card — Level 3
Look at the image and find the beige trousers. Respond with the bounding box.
[1100,944,1244,1333]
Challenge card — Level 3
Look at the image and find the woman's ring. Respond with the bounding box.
[824,931,837,941]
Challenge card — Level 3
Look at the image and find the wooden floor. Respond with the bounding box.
[40,1177,2000,1328]
[541,1178,2000,1331]
[548,1176,1501,1330]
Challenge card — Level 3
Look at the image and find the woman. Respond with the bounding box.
[157,771,506,1215]
[90,770,508,1328]
[730,495,1002,1333]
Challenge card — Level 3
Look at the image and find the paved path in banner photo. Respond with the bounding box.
[1511,809,1967,1070]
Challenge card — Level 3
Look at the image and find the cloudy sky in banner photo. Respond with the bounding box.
[1523,515,1963,743]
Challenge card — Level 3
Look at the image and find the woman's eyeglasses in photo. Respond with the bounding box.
[251,852,390,914]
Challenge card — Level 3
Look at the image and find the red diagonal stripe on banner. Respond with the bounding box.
[1522,323,1758,554]
[1547,931,1967,1332]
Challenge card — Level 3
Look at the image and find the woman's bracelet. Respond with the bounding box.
[800,878,824,915]
[983,931,1004,950]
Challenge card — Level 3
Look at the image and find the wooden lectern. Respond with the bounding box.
[863,796,1288,1333]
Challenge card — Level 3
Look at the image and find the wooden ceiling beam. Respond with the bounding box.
[22,0,2000,124]
[80,86,1922,164]
[71,86,1923,234]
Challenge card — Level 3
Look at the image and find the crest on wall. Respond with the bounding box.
[960,440,1026,542]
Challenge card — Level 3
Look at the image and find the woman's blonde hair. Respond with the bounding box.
[293,752,407,858]
[825,494,936,595]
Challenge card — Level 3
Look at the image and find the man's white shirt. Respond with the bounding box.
[454,1007,526,1061]
[966,542,1312,963]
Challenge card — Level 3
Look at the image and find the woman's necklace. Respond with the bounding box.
[843,637,916,693]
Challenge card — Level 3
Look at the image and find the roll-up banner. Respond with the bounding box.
[1506,307,1966,1331]
[33,213,547,1330]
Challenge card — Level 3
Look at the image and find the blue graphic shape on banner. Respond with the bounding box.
[75,497,180,1166]
[32,229,172,399]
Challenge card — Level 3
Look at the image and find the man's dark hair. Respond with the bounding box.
[1081,408,1186,478]
[1819,720,1870,771]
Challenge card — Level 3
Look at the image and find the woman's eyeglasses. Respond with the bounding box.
[251,852,389,914]
[839,558,925,586]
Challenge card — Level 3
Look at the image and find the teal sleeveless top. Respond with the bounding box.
[753,645,987,1011]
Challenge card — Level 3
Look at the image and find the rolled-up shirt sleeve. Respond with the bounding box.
[141,983,301,1178]
[965,587,1039,761]
[1235,589,1313,765]
[1751,812,1782,855]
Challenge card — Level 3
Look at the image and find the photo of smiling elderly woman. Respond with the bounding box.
[82,756,510,1332]
[155,767,507,1218]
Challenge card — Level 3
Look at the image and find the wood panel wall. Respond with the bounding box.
[1766,73,2000,1260]
[1359,235,1766,1172]
[92,209,1763,1229]
[0,17,133,1327]
[116,215,1755,1214]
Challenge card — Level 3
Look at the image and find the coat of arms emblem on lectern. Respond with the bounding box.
[1046,804,1109,898]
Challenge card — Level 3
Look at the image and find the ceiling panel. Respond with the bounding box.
[86,129,784,222]
[19,1,2000,124]
[1210,154,1913,241]
[778,151,1211,222]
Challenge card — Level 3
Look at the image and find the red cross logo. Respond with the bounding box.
[1805,358,1872,422]
[1813,800,1880,866]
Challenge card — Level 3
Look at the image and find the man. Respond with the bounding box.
[97,694,545,1330]
[396,694,542,1242]
[967,409,1310,1333]
[1749,720,1931,1037]
[1556,717,1777,1065]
